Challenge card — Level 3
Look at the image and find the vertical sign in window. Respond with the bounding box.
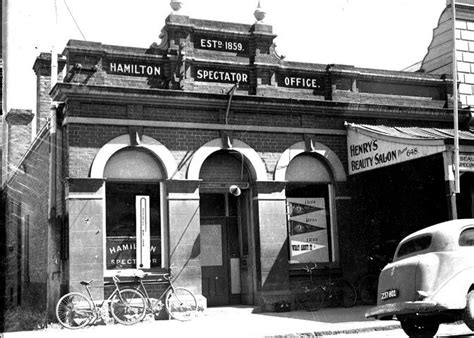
[136,196,150,269]
[287,198,329,263]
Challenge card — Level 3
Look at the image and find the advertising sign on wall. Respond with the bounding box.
[287,198,329,263]
[460,153,474,172]
[347,127,446,175]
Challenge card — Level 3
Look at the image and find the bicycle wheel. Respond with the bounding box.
[334,278,357,307]
[110,289,147,325]
[295,288,325,311]
[56,292,94,329]
[165,287,198,321]
[358,274,378,305]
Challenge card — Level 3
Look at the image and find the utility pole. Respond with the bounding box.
[453,0,460,197]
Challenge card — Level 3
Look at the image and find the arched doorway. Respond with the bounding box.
[199,150,252,306]
[103,147,165,275]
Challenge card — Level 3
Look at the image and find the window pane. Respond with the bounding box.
[106,182,160,270]
[200,193,226,217]
[104,148,163,180]
[397,235,432,258]
[459,228,474,246]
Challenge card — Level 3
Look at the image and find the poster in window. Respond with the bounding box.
[287,198,329,263]
[106,236,161,269]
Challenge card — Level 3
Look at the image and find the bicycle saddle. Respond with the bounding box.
[80,280,93,286]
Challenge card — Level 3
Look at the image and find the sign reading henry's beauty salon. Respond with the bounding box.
[347,127,446,175]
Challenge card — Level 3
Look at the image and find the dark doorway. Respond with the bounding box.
[200,193,241,306]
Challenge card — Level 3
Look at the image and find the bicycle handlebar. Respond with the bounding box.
[303,263,318,272]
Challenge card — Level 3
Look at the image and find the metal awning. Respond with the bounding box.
[345,122,474,175]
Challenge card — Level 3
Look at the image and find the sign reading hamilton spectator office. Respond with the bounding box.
[195,66,250,84]
[108,61,163,77]
[278,74,324,90]
[194,34,248,54]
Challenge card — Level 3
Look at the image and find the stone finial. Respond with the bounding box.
[254,0,266,22]
[170,0,184,12]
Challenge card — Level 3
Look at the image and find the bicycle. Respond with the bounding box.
[55,275,147,329]
[122,268,198,321]
[295,264,357,311]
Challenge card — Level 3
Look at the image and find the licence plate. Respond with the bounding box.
[380,289,399,300]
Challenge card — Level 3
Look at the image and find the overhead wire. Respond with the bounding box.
[63,0,87,40]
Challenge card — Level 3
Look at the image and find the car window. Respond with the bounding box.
[459,228,474,246]
[396,235,432,258]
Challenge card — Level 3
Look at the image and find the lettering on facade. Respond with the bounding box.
[279,74,324,90]
[195,67,249,84]
[347,128,445,175]
[194,34,248,54]
[108,61,162,77]
[460,153,474,171]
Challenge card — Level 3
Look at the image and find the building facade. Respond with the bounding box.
[3,1,474,318]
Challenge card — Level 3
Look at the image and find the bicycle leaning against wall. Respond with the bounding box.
[55,275,147,329]
[123,268,198,321]
[294,263,357,311]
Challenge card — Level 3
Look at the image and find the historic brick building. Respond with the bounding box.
[3,1,474,318]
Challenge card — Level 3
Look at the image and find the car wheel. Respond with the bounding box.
[463,289,474,331]
[400,318,439,337]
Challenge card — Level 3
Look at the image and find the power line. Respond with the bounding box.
[63,0,87,40]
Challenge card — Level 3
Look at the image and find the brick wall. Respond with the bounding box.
[422,2,474,108]
[3,128,54,310]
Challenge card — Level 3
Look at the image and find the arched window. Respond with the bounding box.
[104,147,163,273]
[286,154,334,264]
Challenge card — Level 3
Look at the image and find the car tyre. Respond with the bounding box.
[400,317,439,337]
[463,289,474,331]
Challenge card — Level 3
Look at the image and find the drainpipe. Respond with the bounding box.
[46,2,59,318]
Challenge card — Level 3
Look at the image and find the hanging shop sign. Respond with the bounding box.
[347,126,446,175]
[194,34,248,54]
[287,198,329,263]
[108,61,163,77]
[278,74,324,90]
[195,67,250,84]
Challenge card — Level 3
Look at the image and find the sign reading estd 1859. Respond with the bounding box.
[194,34,248,54]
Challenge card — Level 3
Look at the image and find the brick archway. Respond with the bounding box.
[274,141,346,182]
[90,134,178,179]
[186,138,267,181]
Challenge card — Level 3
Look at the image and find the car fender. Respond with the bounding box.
[429,266,474,309]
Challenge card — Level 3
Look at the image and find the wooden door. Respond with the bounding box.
[201,217,229,306]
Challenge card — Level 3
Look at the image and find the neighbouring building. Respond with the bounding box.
[3,0,474,319]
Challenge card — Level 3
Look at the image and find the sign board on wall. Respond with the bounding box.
[460,153,474,172]
[194,34,248,54]
[347,127,446,175]
[108,61,163,77]
[194,66,250,84]
[278,74,324,90]
[287,198,329,263]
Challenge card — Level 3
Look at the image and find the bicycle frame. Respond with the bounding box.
[81,276,126,322]
[131,274,173,312]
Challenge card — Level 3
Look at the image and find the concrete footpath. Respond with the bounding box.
[3,305,403,338]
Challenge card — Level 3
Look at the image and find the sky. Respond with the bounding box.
[3,0,448,115]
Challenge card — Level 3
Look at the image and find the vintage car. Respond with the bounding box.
[366,219,474,337]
